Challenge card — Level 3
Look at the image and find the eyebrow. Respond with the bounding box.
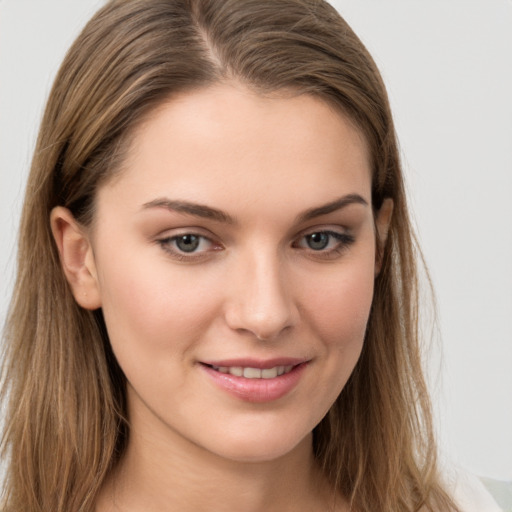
[141,198,236,224]
[296,194,368,223]
[141,193,368,225]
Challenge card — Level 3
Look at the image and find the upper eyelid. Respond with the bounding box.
[155,228,223,251]
[155,225,215,237]
[160,231,211,241]
[296,230,351,242]
[295,226,351,240]
[301,227,344,235]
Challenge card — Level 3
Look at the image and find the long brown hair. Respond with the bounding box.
[1,1,458,510]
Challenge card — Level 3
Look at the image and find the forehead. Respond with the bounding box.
[98,83,372,216]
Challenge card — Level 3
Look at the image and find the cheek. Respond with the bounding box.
[300,258,375,349]
[291,256,376,423]
[96,250,222,362]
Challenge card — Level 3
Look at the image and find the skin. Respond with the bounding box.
[52,83,392,512]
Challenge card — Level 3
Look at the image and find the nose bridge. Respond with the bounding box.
[225,245,296,340]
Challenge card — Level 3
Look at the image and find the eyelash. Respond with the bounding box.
[157,233,220,261]
[157,230,355,261]
[293,230,355,258]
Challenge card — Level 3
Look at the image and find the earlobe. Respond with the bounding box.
[50,206,102,310]
[374,198,393,276]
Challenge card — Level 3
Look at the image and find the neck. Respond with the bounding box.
[96,420,341,512]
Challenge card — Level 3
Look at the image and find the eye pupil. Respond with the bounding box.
[307,232,329,250]
[176,235,200,252]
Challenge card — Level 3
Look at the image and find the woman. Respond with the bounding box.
[0,0,465,510]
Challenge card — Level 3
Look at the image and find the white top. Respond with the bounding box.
[448,468,505,512]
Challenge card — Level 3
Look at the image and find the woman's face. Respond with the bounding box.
[75,84,390,462]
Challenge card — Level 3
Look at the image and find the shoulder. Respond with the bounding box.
[445,466,506,512]
[480,478,512,512]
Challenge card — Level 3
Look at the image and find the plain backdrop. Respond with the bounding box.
[1,0,511,481]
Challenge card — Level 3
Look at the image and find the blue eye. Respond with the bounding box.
[158,233,217,258]
[305,232,330,251]
[296,230,355,253]
[174,234,201,253]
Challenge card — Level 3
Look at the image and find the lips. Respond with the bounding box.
[200,358,308,403]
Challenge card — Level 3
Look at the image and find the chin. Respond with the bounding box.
[205,426,314,464]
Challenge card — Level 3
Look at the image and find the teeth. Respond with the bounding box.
[230,367,243,377]
[261,367,277,379]
[243,367,261,378]
[211,364,295,379]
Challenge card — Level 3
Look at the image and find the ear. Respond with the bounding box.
[374,198,393,276]
[50,206,102,310]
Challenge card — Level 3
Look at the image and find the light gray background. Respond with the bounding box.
[1,0,511,481]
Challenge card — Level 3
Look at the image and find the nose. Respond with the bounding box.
[224,250,298,341]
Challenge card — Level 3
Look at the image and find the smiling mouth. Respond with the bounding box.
[206,364,295,379]
[200,361,307,402]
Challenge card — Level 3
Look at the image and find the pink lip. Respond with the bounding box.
[200,359,309,403]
